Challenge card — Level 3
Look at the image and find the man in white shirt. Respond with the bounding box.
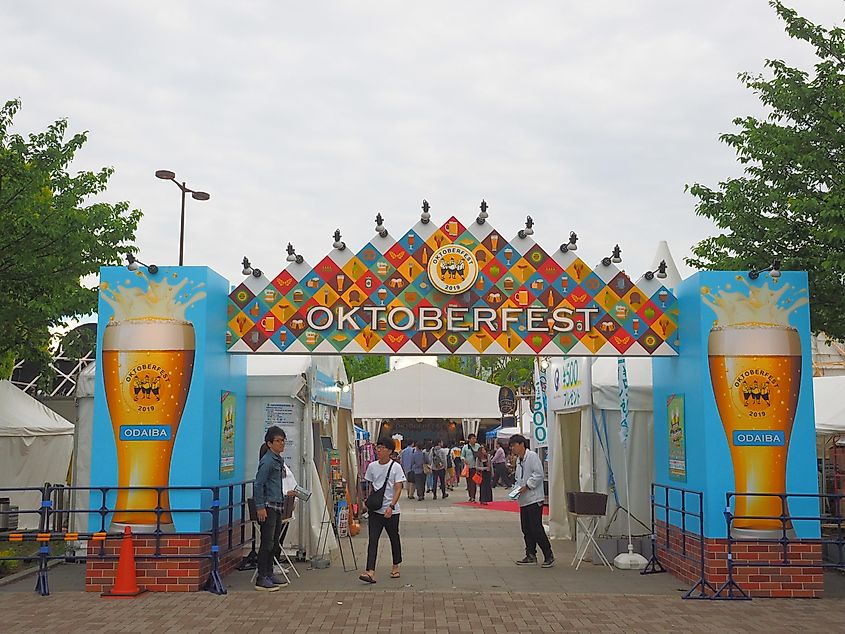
[460,434,481,503]
[359,439,406,583]
[509,434,554,568]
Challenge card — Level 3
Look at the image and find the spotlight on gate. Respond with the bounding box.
[643,260,668,281]
[335,380,351,393]
[601,245,622,267]
[559,231,578,253]
[375,213,388,238]
[241,257,262,278]
[517,215,534,239]
[420,200,431,224]
[333,229,346,251]
[286,243,304,264]
[749,259,781,281]
[539,358,550,370]
[126,253,159,275]
[476,199,489,225]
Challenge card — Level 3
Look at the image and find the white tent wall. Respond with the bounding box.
[0,380,75,530]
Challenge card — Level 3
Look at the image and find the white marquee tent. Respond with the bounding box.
[0,380,74,530]
[353,363,501,440]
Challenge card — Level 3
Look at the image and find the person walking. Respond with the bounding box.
[411,443,427,500]
[359,440,406,584]
[400,441,417,500]
[491,440,511,488]
[431,439,449,500]
[509,434,554,568]
[477,445,493,505]
[424,441,434,493]
[254,426,297,591]
[452,442,464,487]
[445,444,455,491]
[461,434,481,503]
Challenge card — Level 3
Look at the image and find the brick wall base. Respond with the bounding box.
[654,520,823,598]
[86,522,248,593]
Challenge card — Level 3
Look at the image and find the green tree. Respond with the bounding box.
[0,99,141,374]
[342,355,388,381]
[687,1,845,340]
[438,355,534,391]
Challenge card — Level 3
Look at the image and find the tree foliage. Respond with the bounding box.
[0,99,141,372]
[687,2,845,340]
[342,355,389,382]
[438,355,534,390]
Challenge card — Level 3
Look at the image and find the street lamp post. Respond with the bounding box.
[155,170,210,265]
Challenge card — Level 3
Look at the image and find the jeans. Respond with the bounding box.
[453,459,463,485]
[492,462,511,487]
[466,468,477,500]
[257,507,283,578]
[366,512,402,570]
[432,469,447,497]
[519,501,552,561]
[413,472,425,499]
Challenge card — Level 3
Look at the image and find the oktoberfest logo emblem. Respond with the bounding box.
[733,368,777,415]
[427,244,478,295]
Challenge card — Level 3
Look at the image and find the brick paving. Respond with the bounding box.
[2,487,844,631]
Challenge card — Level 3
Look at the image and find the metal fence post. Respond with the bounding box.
[34,484,52,596]
[205,486,226,594]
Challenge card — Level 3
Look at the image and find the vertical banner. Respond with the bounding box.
[618,358,630,445]
[666,393,686,482]
[219,391,236,478]
[531,359,549,448]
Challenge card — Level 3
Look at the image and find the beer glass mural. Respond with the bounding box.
[704,276,808,538]
[99,271,205,532]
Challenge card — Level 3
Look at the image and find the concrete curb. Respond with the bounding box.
[0,559,64,588]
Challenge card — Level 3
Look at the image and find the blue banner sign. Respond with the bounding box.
[732,430,785,447]
[119,425,172,441]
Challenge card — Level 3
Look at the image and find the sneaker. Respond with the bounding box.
[443,493,449,498]
[269,574,289,586]
[541,558,556,568]
[515,556,537,565]
[255,576,280,591]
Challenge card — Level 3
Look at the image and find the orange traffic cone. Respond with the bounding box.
[102,526,146,598]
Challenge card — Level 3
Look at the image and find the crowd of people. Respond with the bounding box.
[252,426,552,592]
[395,435,516,504]
[359,433,552,584]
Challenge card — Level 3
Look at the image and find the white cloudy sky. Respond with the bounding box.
[2,1,842,287]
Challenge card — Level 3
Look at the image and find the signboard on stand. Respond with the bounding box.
[547,357,591,412]
[219,391,236,478]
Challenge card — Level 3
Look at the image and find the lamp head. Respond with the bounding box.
[476,199,489,225]
[241,256,253,276]
[191,191,210,201]
[155,169,175,180]
[333,229,346,251]
[560,231,578,253]
[421,199,431,224]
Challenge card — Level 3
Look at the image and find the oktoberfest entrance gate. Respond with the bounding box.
[86,205,820,596]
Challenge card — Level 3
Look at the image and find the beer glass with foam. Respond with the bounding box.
[708,324,801,538]
[103,318,195,532]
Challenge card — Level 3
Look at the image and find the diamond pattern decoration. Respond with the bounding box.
[227,214,679,355]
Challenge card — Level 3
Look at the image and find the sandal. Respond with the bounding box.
[390,571,400,579]
[358,573,377,584]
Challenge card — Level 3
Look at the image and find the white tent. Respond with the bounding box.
[353,363,501,439]
[814,376,845,436]
[0,380,74,530]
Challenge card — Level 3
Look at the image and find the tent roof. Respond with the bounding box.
[353,363,501,419]
[590,357,654,411]
[814,376,845,435]
[0,380,75,437]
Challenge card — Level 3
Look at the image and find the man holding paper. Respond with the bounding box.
[509,434,554,568]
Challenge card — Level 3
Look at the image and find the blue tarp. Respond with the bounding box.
[354,426,370,440]
[485,424,502,440]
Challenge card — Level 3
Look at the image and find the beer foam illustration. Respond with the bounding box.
[101,270,206,322]
[701,276,807,328]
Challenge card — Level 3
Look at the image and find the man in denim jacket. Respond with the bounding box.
[254,426,295,590]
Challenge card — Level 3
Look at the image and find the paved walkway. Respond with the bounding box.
[2,487,844,631]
